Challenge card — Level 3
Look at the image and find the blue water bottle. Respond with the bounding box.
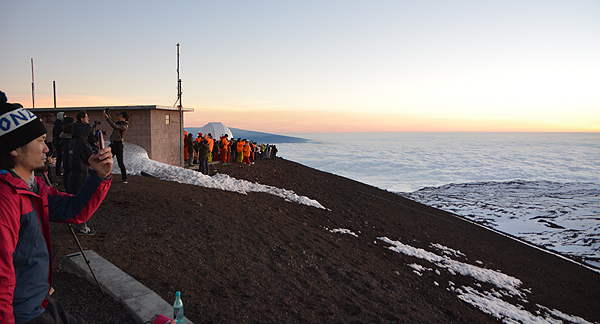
[173,291,184,324]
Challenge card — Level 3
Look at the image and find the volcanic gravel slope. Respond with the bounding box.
[50,158,600,323]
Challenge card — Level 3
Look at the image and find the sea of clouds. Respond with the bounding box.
[277,132,600,269]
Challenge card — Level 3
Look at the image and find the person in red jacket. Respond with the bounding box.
[0,91,113,324]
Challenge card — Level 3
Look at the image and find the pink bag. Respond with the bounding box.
[149,314,175,324]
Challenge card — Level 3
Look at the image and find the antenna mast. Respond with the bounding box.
[176,43,183,167]
[177,43,182,109]
[31,58,35,108]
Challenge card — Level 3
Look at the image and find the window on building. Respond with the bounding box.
[166,114,170,124]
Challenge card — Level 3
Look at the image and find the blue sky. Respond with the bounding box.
[2,1,599,132]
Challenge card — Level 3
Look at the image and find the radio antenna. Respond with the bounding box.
[53,81,57,109]
[176,43,183,167]
[176,43,182,109]
[31,58,35,108]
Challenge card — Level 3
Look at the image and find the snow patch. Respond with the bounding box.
[111,142,326,209]
[378,237,593,324]
[328,228,359,237]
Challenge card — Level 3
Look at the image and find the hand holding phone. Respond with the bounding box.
[99,131,105,149]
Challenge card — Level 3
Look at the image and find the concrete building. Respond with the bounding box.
[30,105,194,166]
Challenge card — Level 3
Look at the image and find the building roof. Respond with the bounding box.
[29,105,194,113]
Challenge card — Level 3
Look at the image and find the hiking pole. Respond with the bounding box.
[40,161,104,295]
[42,172,52,188]
[68,224,105,295]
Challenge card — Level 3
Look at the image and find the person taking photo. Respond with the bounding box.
[0,91,113,324]
[104,111,129,184]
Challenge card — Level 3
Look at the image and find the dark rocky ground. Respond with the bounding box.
[49,158,600,323]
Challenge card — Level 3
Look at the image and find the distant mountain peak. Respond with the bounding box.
[184,127,308,144]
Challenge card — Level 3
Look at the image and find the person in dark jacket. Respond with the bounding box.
[197,139,210,175]
[229,138,237,163]
[51,112,65,178]
[68,112,96,235]
[0,91,113,324]
[186,133,195,166]
[105,111,129,183]
[57,117,74,192]
[271,145,278,160]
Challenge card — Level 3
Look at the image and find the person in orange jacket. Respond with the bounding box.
[219,134,229,164]
[236,139,245,163]
[243,141,252,165]
[204,134,214,162]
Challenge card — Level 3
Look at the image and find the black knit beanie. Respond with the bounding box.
[0,91,47,153]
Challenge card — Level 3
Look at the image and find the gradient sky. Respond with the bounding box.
[2,1,599,133]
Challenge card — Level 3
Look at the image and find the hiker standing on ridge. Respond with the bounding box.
[197,138,210,175]
[105,111,129,184]
[204,133,214,163]
[236,138,245,163]
[219,134,229,164]
[186,133,194,166]
[68,111,97,235]
[51,112,65,179]
[195,132,203,164]
[0,91,113,324]
[58,117,74,192]
[271,145,278,160]
[230,138,237,163]
[243,141,252,165]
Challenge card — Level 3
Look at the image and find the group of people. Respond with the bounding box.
[49,110,130,235]
[1,88,291,323]
[0,91,114,323]
[184,131,279,175]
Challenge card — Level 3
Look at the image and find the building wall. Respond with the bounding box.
[34,108,185,167]
[150,110,184,166]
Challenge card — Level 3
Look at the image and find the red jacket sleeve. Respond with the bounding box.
[43,170,112,224]
[0,191,21,324]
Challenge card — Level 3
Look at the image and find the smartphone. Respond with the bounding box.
[104,107,110,115]
[99,131,105,149]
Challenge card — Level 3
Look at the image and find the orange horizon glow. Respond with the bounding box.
[184,108,599,134]
[11,94,599,134]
